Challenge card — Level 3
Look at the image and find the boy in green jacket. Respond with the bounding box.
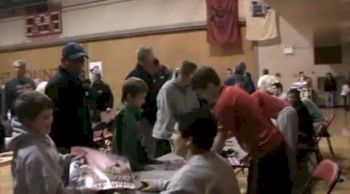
[113,77,149,171]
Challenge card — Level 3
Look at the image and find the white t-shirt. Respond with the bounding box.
[341,84,350,96]
[153,152,241,194]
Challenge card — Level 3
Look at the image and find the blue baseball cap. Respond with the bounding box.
[62,42,88,60]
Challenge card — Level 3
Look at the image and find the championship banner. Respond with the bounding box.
[206,0,241,45]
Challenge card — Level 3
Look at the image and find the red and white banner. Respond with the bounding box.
[206,0,241,45]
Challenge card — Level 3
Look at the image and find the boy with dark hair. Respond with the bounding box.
[287,89,314,145]
[113,77,149,171]
[153,60,199,157]
[191,66,291,194]
[142,108,240,194]
[8,91,94,194]
[272,82,288,100]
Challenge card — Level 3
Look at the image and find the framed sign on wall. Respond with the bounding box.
[26,7,61,38]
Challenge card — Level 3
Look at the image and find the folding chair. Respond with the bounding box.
[298,124,324,166]
[224,150,250,174]
[300,159,341,194]
[315,113,336,158]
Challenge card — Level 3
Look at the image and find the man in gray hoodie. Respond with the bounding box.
[152,61,200,157]
[7,91,94,194]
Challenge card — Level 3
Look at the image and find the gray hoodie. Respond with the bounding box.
[7,118,92,194]
[153,71,200,140]
[146,152,241,194]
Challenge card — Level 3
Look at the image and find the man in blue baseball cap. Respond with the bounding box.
[45,42,93,153]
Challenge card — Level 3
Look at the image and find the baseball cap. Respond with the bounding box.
[62,42,88,60]
[13,60,26,68]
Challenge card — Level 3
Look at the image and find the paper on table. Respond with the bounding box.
[69,147,136,191]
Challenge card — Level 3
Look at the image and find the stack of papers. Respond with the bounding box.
[69,147,136,191]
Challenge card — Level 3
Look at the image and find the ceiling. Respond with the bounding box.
[266,0,350,46]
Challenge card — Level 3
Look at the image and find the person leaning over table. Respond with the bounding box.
[141,108,240,194]
[152,60,199,158]
[190,66,291,194]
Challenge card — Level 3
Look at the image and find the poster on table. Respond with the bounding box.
[69,147,136,191]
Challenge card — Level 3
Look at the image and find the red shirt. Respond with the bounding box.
[214,86,283,157]
[251,90,288,119]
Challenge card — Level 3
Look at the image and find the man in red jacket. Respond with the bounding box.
[191,67,291,194]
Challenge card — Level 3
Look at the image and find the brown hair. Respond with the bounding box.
[122,77,149,102]
[180,60,197,76]
[14,91,53,121]
[191,66,221,90]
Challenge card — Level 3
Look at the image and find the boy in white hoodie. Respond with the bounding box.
[8,91,95,194]
[141,108,240,194]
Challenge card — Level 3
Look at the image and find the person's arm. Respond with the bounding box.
[58,154,74,170]
[142,176,194,194]
[213,99,236,153]
[257,76,263,89]
[235,95,263,159]
[153,87,177,139]
[303,106,315,136]
[106,85,114,109]
[141,179,170,192]
[251,91,287,119]
[45,82,59,108]
[120,113,142,170]
[29,78,36,90]
[24,157,94,194]
[159,171,198,194]
[2,82,11,120]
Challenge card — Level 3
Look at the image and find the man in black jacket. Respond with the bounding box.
[89,71,114,124]
[45,42,92,153]
[2,60,36,135]
[126,46,171,158]
[126,46,159,125]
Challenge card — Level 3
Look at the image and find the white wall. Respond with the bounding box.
[61,0,207,37]
[257,16,350,105]
[0,0,248,48]
[0,17,27,46]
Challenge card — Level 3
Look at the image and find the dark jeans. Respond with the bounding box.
[153,139,172,158]
[247,143,292,194]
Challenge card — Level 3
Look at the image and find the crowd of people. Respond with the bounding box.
[0,42,345,194]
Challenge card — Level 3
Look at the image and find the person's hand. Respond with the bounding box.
[240,154,250,164]
[139,180,158,192]
[80,188,98,194]
[71,146,88,158]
